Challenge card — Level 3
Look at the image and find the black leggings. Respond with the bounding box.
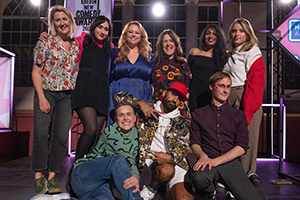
[75,107,106,160]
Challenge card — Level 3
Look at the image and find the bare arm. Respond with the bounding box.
[189,48,201,56]
[32,65,50,113]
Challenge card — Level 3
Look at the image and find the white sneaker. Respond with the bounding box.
[217,182,225,188]
[226,191,235,199]
[140,185,157,200]
[30,193,71,200]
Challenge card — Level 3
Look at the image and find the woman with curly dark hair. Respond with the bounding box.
[188,24,227,113]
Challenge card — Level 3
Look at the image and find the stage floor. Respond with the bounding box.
[0,156,300,200]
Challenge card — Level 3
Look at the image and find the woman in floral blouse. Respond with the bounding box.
[153,29,190,117]
[31,5,79,195]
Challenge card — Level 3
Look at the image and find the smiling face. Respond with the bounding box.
[162,34,175,59]
[53,11,70,37]
[209,77,231,107]
[231,22,247,48]
[115,105,136,135]
[205,27,217,49]
[126,24,141,47]
[94,21,109,42]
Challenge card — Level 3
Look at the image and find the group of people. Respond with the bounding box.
[31,4,266,200]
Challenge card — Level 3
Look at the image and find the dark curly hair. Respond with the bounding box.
[83,15,112,54]
[199,24,227,70]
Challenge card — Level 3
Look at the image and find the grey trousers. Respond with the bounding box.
[188,160,267,200]
[228,86,263,175]
[31,90,73,173]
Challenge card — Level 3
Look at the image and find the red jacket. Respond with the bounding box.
[242,56,265,124]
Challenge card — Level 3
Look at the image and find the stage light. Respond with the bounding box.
[30,0,41,6]
[281,0,292,3]
[152,2,165,17]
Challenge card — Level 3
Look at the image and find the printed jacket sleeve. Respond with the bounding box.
[243,56,265,124]
[166,117,190,165]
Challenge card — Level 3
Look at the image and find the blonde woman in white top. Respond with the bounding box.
[223,18,265,177]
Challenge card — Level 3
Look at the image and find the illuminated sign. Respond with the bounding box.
[271,4,300,63]
[288,19,300,42]
[65,0,113,37]
[0,47,15,130]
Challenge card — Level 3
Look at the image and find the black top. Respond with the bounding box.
[72,45,110,116]
[188,55,220,113]
[190,102,249,159]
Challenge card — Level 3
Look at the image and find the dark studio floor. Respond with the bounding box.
[0,155,300,200]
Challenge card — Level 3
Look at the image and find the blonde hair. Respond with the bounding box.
[228,18,258,54]
[115,21,150,63]
[49,5,75,38]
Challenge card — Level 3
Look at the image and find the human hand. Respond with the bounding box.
[137,100,161,119]
[39,97,51,113]
[39,32,49,42]
[142,150,172,164]
[123,175,140,193]
[192,154,217,171]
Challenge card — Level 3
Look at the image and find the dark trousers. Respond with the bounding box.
[189,160,267,200]
[31,90,72,173]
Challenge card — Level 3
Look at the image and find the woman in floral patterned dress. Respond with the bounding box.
[31,5,79,195]
[153,29,190,117]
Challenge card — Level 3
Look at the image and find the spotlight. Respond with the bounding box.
[281,0,292,3]
[31,0,41,6]
[152,2,165,17]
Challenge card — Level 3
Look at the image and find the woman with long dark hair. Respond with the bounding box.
[188,24,227,113]
[71,16,112,160]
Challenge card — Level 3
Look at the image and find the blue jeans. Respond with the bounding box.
[31,90,73,173]
[71,155,142,200]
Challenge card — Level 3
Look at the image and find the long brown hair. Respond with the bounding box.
[155,29,185,67]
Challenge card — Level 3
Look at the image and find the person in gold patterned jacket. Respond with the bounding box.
[113,81,194,200]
